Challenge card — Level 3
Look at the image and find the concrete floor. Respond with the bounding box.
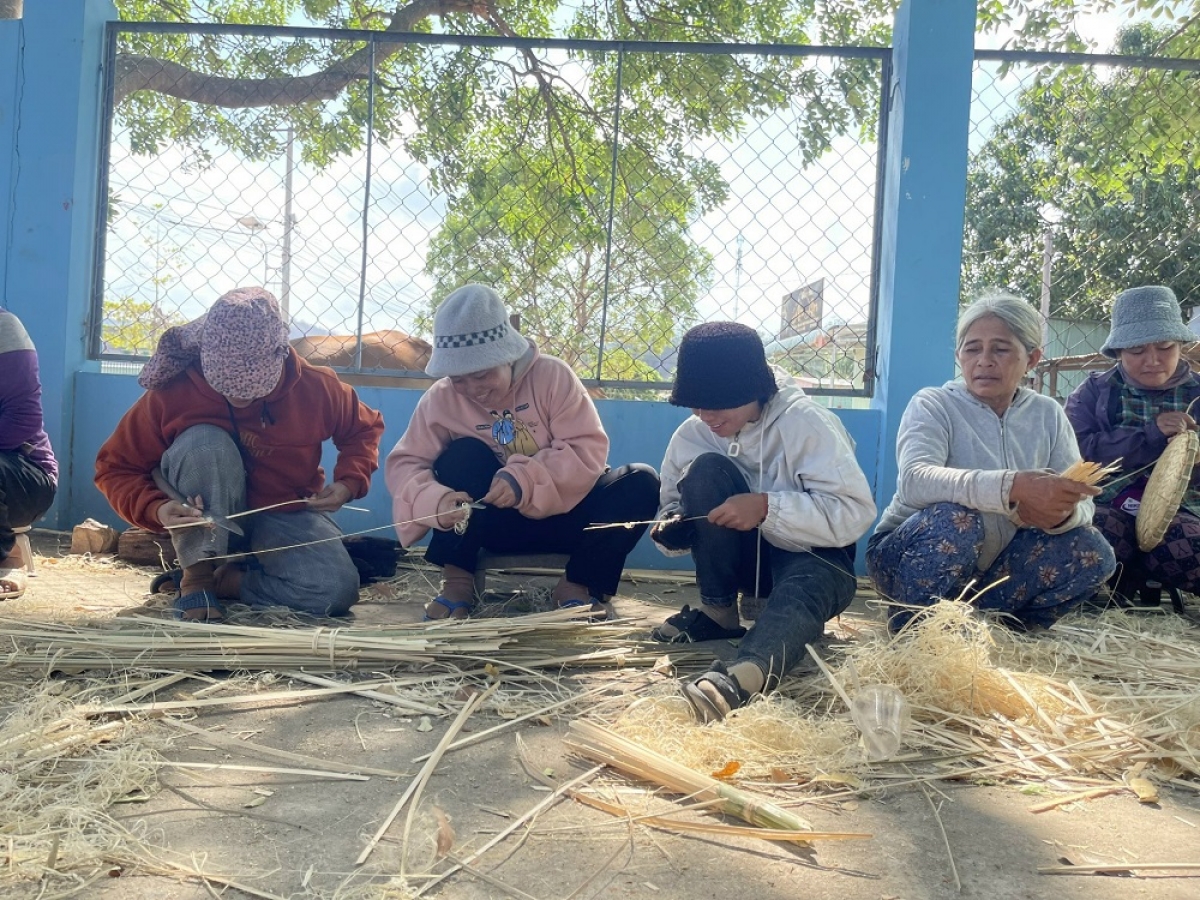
[2,530,1199,900]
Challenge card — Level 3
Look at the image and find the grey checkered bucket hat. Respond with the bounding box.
[425,284,531,378]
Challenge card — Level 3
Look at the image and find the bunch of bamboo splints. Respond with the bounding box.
[1060,458,1123,486]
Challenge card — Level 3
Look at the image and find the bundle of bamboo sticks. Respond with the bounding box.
[0,612,667,676]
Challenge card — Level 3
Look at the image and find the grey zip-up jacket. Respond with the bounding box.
[875,381,1092,570]
[656,380,876,555]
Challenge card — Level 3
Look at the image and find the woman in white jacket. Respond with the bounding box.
[651,322,876,722]
[867,294,1115,632]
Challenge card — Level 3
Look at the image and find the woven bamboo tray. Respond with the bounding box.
[1136,431,1199,551]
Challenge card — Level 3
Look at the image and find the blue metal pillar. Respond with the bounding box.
[871,0,979,513]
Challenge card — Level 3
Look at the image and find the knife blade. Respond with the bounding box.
[151,468,245,536]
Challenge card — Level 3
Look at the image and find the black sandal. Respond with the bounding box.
[150,568,183,595]
[681,660,751,723]
[651,604,746,643]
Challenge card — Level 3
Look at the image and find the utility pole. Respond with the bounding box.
[1039,227,1053,350]
[281,126,295,327]
[732,233,744,321]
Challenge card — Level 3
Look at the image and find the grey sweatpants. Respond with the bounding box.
[161,424,360,616]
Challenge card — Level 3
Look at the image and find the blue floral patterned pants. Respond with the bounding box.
[866,502,1115,631]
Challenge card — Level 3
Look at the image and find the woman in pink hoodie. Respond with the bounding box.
[385,284,659,620]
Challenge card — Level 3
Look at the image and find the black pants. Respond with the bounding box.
[676,453,856,685]
[0,450,56,561]
[425,438,660,598]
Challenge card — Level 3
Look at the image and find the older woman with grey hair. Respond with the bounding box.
[867,293,1115,632]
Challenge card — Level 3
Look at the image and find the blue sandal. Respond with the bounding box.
[424,596,472,621]
[173,590,224,622]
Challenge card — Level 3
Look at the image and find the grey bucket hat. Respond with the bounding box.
[1100,285,1194,358]
[425,284,530,378]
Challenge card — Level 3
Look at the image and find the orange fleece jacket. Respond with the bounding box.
[95,349,384,531]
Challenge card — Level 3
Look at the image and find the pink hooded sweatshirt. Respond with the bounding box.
[385,343,608,546]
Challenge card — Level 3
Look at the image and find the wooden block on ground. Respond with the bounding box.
[117,528,177,567]
[69,518,119,555]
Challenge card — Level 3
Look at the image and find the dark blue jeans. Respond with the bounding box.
[676,453,856,687]
[0,449,56,561]
[426,438,660,598]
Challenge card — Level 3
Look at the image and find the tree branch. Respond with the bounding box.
[113,0,478,105]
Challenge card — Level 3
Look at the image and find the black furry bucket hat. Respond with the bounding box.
[669,322,778,409]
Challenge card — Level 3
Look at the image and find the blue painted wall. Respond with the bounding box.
[0,19,18,299]
[72,373,883,571]
[0,0,116,531]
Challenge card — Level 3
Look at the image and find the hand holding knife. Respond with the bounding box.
[151,468,245,535]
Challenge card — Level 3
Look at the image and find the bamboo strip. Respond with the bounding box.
[282,670,443,715]
[104,854,293,900]
[1038,862,1200,875]
[160,719,410,779]
[399,683,500,877]
[410,673,649,763]
[107,672,197,706]
[411,763,606,899]
[1028,785,1125,813]
[357,682,497,867]
[519,738,870,843]
[567,720,823,838]
[158,761,369,781]
[92,684,384,714]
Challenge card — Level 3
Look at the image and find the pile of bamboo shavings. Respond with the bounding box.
[817,602,1200,783]
[605,688,858,780]
[838,601,1072,722]
[992,609,1200,778]
[0,683,166,894]
[605,600,1200,790]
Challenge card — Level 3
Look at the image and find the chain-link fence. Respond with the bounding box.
[95,23,889,397]
[964,42,1200,401]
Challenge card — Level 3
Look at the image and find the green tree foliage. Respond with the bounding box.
[102,296,186,355]
[109,0,898,378]
[112,1,895,169]
[110,0,1136,167]
[422,75,721,381]
[964,22,1200,321]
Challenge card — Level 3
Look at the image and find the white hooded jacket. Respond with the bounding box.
[655,380,877,554]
